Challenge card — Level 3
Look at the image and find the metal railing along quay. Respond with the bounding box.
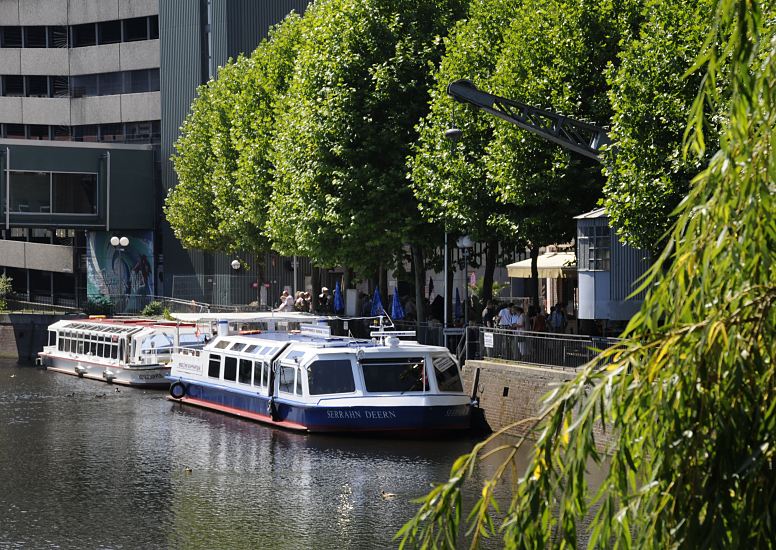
[467,326,620,369]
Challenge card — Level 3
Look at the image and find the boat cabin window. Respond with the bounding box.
[361,357,428,393]
[278,366,297,394]
[230,343,246,351]
[306,360,355,395]
[208,354,222,378]
[223,356,237,382]
[48,331,56,346]
[238,359,252,385]
[252,361,269,388]
[214,340,230,349]
[118,340,125,363]
[432,355,463,392]
[244,345,259,354]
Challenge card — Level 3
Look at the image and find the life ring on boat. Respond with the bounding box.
[169,381,186,399]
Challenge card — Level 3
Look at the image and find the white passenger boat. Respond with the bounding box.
[167,325,473,435]
[38,318,205,388]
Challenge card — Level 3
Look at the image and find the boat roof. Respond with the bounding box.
[170,312,335,323]
[49,317,196,336]
[206,329,450,356]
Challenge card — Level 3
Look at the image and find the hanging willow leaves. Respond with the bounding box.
[398,0,775,547]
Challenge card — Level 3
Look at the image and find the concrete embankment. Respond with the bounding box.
[0,313,68,363]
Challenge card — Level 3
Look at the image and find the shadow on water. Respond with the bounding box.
[1,362,511,549]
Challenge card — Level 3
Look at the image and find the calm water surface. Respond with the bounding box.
[0,361,521,549]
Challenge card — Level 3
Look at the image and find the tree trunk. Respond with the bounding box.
[311,266,321,312]
[482,238,497,302]
[378,264,388,307]
[343,267,352,290]
[411,244,426,325]
[530,245,540,307]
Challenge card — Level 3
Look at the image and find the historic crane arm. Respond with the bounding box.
[446,79,611,162]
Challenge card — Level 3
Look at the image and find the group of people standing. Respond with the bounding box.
[481,300,568,333]
[273,287,332,313]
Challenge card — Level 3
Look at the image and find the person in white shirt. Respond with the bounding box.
[497,304,519,328]
[274,290,294,312]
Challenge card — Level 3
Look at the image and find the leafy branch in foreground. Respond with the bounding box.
[398,1,775,548]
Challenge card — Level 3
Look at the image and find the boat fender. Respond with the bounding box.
[267,397,278,421]
[170,381,186,399]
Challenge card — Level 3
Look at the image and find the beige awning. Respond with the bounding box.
[506,252,576,278]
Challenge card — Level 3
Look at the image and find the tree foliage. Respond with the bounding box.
[485,0,642,249]
[602,0,719,252]
[165,12,304,255]
[399,0,775,547]
[410,0,524,240]
[266,0,466,273]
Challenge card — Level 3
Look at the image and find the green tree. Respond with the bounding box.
[165,12,305,255]
[0,273,12,311]
[266,0,466,278]
[399,0,775,547]
[485,0,642,304]
[602,0,719,253]
[409,0,525,303]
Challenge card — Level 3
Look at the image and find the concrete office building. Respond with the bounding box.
[0,0,308,309]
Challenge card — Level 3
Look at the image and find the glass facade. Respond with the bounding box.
[7,171,97,215]
[0,16,158,49]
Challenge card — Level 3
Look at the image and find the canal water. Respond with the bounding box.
[0,361,525,549]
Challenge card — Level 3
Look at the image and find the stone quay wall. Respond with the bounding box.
[0,313,65,363]
[463,359,614,451]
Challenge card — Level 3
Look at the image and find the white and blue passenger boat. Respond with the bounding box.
[38,317,205,388]
[167,324,473,435]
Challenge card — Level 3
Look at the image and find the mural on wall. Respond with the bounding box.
[87,231,154,312]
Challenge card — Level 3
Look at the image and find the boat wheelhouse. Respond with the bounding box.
[167,327,473,435]
[38,318,204,388]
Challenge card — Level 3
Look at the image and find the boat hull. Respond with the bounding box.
[38,352,170,389]
[168,379,471,434]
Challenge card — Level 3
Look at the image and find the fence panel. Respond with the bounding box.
[475,327,620,369]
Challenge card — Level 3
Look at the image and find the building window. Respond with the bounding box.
[28,125,49,140]
[4,124,25,139]
[26,75,49,97]
[73,124,98,142]
[123,17,149,42]
[24,26,47,48]
[149,15,159,40]
[10,172,49,212]
[7,171,98,215]
[71,23,97,48]
[70,74,97,97]
[52,173,98,214]
[97,72,123,96]
[53,126,71,141]
[0,27,22,48]
[578,224,611,271]
[97,20,122,45]
[48,26,68,48]
[100,123,124,142]
[2,75,24,97]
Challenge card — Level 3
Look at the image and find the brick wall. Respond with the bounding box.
[463,359,614,451]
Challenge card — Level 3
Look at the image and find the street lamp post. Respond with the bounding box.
[456,235,474,328]
[110,235,130,295]
[443,126,463,328]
